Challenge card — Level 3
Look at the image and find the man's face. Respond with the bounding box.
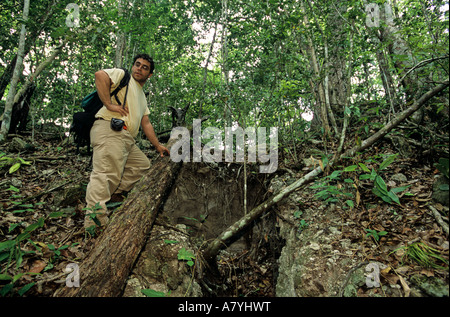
[132,58,152,84]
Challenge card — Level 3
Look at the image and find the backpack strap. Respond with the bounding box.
[115,83,129,110]
[111,68,131,107]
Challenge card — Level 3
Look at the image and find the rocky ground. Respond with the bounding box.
[273,146,449,297]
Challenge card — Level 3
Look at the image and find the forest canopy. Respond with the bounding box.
[0,0,447,148]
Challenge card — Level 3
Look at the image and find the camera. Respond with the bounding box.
[110,118,125,131]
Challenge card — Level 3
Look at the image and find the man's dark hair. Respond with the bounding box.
[132,54,155,74]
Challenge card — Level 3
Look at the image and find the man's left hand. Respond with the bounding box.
[156,145,170,157]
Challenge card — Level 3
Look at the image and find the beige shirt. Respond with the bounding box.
[95,68,150,138]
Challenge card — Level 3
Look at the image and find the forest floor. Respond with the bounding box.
[0,127,448,297]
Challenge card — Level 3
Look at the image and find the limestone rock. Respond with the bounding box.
[7,137,35,152]
[123,224,202,297]
[432,174,449,206]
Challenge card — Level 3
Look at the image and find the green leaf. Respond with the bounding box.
[343,165,358,172]
[358,163,371,172]
[18,282,35,296]
[9,163,21,174]
[387,190,401,205]
[13,273,25,283]
[7,185,20,192]
[141,289,167,297]
[0,283,14,296]
[24,218,45,234]
[328,188,342,195]
[164,240,179,244]
[372,187,385,199]
[315,190,331,199]
[391,185,411,193]
[375,175,388,194]
[177,248,195,262]
[344,106,351,116]
[18,204,33,208]
[49,211,66,218]
[12,209,34,214]
[16,218,45,243]
[0,253,11,262]
[0,240,15,253]
[328,170,341,179]
[371,168,377,179]
[379,154,398,170]
[18,158,31,165]
[365,229,387,241]
[0,274,13,281]
[381,195,393,204]
[8,223,22,233]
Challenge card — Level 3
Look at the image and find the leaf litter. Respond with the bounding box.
[0,130,448,297]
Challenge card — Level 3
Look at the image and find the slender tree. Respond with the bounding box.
[0,0,30,143]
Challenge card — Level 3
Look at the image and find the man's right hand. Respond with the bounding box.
[105,103,129,117]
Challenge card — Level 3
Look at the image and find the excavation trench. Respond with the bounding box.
[122,162,284,297]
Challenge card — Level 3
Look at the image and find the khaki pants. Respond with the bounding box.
[85,119,150,227]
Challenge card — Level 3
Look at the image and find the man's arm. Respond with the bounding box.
[141,115,170,157]
[95,70,129,117]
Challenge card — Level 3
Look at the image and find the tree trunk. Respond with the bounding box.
[300,1,330,137]
[14,42,65,106]
[0,56,17,103]
[0,0,58,100]
[55,138,182,297]
[376,48,396,113]
[380,3,427,125]
[221,0,231,126]
[200,18,218,119]
[383,11,418,98]
[1,42,66,135]
[0,0,30,143]
[114,0,126,68]
[202,79,449,265]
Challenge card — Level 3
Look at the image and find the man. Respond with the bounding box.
[84,54,169,230]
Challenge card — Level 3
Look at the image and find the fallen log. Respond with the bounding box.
[202,79,449,264]
[55,137,181,297]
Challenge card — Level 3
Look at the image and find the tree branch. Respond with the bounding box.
[398,55,449,87]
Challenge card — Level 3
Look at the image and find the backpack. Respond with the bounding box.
[70,68,131,154]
